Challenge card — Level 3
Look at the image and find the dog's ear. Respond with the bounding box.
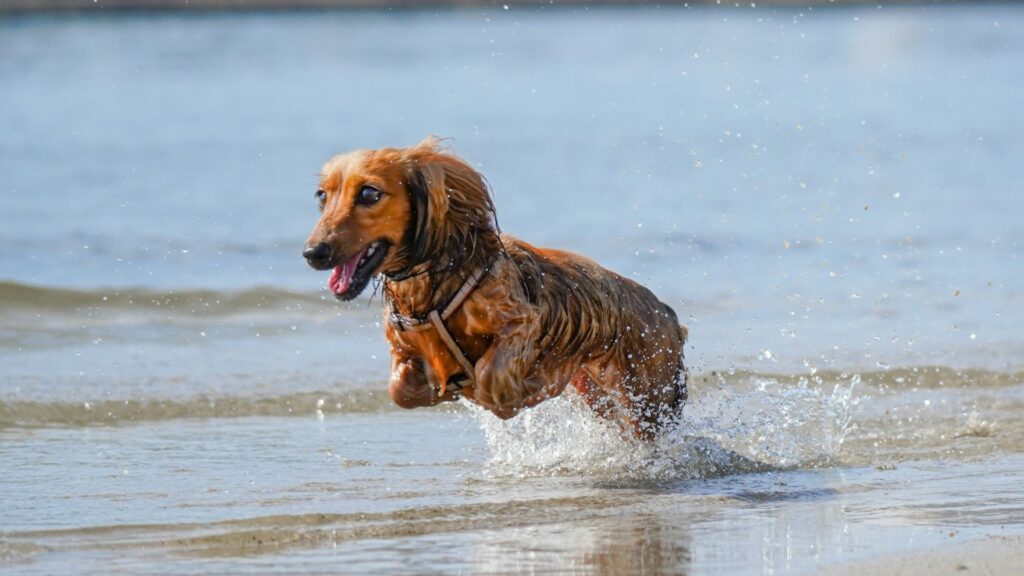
[403,141,451,262]
[403,137,497,257]
[411,159,450,227]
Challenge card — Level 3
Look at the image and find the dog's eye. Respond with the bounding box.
[356,185,382,206]
[315,189,327,206]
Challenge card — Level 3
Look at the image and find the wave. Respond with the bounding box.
[2,366,1019,430]
[701,366,1024,391]
[0,281,336,317]
[1,366,1021,490]
[0,389,398,429]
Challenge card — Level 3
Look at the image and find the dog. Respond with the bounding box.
[303,137,688,438]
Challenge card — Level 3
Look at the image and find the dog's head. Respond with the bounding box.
[303,137,497,300]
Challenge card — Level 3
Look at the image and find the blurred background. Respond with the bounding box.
[3,1,1020,377]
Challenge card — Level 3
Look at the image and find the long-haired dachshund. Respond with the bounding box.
[303,138,688,438]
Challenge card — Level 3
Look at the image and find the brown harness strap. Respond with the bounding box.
[429,309,476,378]
[445,266,487,319]
[388,263,491,392]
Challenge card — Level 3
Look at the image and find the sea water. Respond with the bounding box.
[1,4,1023,573]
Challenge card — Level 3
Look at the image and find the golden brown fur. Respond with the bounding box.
[304,137,688,438]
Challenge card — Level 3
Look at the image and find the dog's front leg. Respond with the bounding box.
[473,316,543,419]
[388,356,455,409]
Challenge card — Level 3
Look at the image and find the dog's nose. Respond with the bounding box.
[303,242,332,268]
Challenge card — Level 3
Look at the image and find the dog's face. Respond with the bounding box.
[303,148,415,300]
[304,138,497,301]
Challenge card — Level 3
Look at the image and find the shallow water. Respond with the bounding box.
[2,4,1023,574]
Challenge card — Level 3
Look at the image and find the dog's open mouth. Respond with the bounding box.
[328,240,388,300]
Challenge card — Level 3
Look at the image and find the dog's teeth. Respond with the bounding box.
[357,242,381,270]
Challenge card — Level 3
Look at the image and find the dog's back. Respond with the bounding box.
[503,235,688,431]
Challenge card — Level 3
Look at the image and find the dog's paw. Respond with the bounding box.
[388,360,436,409]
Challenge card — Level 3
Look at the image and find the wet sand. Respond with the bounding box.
[821,535,1024,575]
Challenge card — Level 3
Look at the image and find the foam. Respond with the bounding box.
[470,371,861,481]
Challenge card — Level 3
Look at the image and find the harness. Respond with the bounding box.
[387,263,491,392]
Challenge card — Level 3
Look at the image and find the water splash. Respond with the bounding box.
[470,371,861,480]
[678,372,860,468]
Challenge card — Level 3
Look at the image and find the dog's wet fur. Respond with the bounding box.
[304,137,687,438]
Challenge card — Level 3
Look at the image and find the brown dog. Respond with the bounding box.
[303,138,688,438]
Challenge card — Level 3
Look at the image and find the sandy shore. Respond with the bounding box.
[0,0,952,11]
[818,534,1024,576]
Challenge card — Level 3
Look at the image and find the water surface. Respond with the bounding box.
[1,4,1022,574]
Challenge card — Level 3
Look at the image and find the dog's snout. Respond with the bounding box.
[303,242,333,269]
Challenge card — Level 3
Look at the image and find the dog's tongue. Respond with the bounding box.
[328,248,366,296]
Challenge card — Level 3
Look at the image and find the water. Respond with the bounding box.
[1,4,1023,574]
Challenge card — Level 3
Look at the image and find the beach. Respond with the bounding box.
[2,3,1023,574]
[821,535,1024,575]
